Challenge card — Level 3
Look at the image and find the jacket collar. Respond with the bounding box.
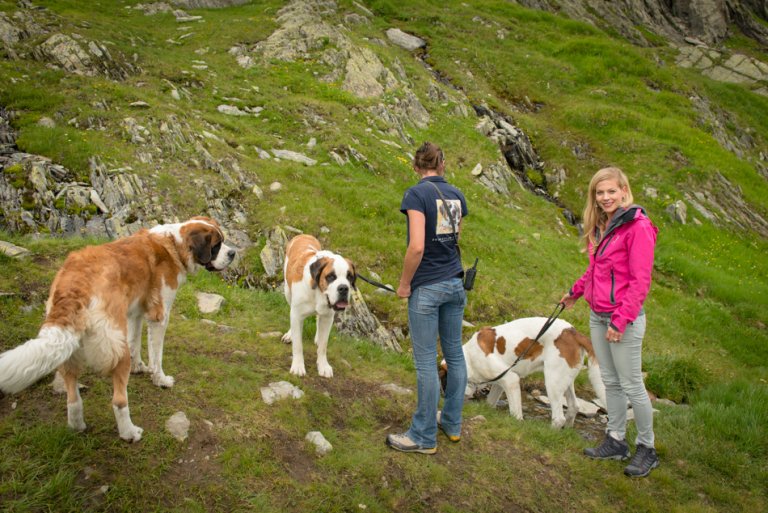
[596,205,646,245]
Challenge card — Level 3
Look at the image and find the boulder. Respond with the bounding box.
[385,28,426,51]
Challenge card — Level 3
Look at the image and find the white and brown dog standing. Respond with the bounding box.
[0,217,236,441]
[281,234,356,378]
[442,317,606,428]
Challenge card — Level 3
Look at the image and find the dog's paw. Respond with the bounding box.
[131,361,151,374]
[551,417,567,429]
[68,418,87,432]
[290,362,306,376]
[281,331,292,344]
[152,373,175,388]
[317,363,333,378]
[119,424,144,443]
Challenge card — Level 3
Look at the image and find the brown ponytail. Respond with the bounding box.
[413,142,444,171]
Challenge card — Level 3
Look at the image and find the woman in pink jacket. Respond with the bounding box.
[561,167,659,478]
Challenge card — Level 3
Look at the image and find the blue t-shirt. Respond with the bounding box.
[400,176,468,291]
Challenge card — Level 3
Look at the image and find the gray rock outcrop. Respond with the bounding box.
[33,33,136,80]
[247,0,407,101]
[515,0,768,47]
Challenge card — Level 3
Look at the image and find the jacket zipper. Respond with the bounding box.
[610,269,615,304]
[598,233,615,256]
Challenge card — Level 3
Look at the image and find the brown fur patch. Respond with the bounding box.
[495,336,507,355]
[285,234,321,286]
[476,327,497,356]
[514,337,543,360]
[311,257,331,291]
[553,328,585,368]
[180,220,223,266]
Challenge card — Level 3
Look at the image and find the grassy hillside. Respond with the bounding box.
[1,1,767,511]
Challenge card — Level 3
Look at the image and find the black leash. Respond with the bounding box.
[357,273,396,294]
[477,302,566,385]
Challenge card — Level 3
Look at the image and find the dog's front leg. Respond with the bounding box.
[289,310,306,376]
[486,383,505,407]
[146,289,177,388]
[314,312,334,378]
[128,314,149,374]
[147,318,174,388]
[500,373,524,420]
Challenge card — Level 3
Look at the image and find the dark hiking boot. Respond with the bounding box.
[584,434,631,460]
[624,444,659,477]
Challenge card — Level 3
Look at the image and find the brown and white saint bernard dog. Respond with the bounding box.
[281,234,356,378]
[441,317,606,429]
[0,217,236,442]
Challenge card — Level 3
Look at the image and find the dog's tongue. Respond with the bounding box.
[334,301,349,310]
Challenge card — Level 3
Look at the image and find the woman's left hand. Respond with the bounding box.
[606,327,623,343]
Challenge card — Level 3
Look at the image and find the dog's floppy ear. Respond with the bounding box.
[345,258,357,290]
[189,230,214,264]
[309,257,329,289]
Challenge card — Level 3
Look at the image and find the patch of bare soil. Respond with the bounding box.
[266,428,318,484]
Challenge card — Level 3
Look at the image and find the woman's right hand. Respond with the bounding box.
[560,293,577,309]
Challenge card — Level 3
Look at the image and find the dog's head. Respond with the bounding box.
[181,217,237,272]
[310,254,357,311]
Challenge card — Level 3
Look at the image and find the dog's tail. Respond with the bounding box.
[0,325,81,394]
[574,331,607,407]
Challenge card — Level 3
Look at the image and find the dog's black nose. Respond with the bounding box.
[338,284,349,296]
[227,249,236,259]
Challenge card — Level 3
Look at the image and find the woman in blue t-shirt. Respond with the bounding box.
[385,142,468,454]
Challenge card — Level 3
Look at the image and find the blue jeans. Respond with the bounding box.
[405,278,467,447]
[590,310,655,447]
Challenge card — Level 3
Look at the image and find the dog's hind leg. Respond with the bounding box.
[314,312,334,378]
[544,368,574,429]
[60,362,86,432]
[111,343,143,442]
[289,310,307,376]
[564,384,578,428]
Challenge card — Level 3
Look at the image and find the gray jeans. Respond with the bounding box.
[590,311,655,447]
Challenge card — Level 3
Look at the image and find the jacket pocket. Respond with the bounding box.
[610,269,616,305]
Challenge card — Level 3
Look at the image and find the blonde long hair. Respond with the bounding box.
[581,167,633,252]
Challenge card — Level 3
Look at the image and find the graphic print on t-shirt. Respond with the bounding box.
[436,199,462,235]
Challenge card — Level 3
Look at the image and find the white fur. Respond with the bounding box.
[129,282,178,387]
[462,318,606,429]
[282,251,353,378]
[113,404,143,442]
[0,326,80,394]
[67,389,86,432]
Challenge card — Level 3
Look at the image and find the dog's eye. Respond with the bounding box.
[326,272,336,283]
[211,242,222,257]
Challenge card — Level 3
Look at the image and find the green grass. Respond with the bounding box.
[1,0,768,511]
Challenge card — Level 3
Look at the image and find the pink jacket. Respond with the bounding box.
[569,206,658,333]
